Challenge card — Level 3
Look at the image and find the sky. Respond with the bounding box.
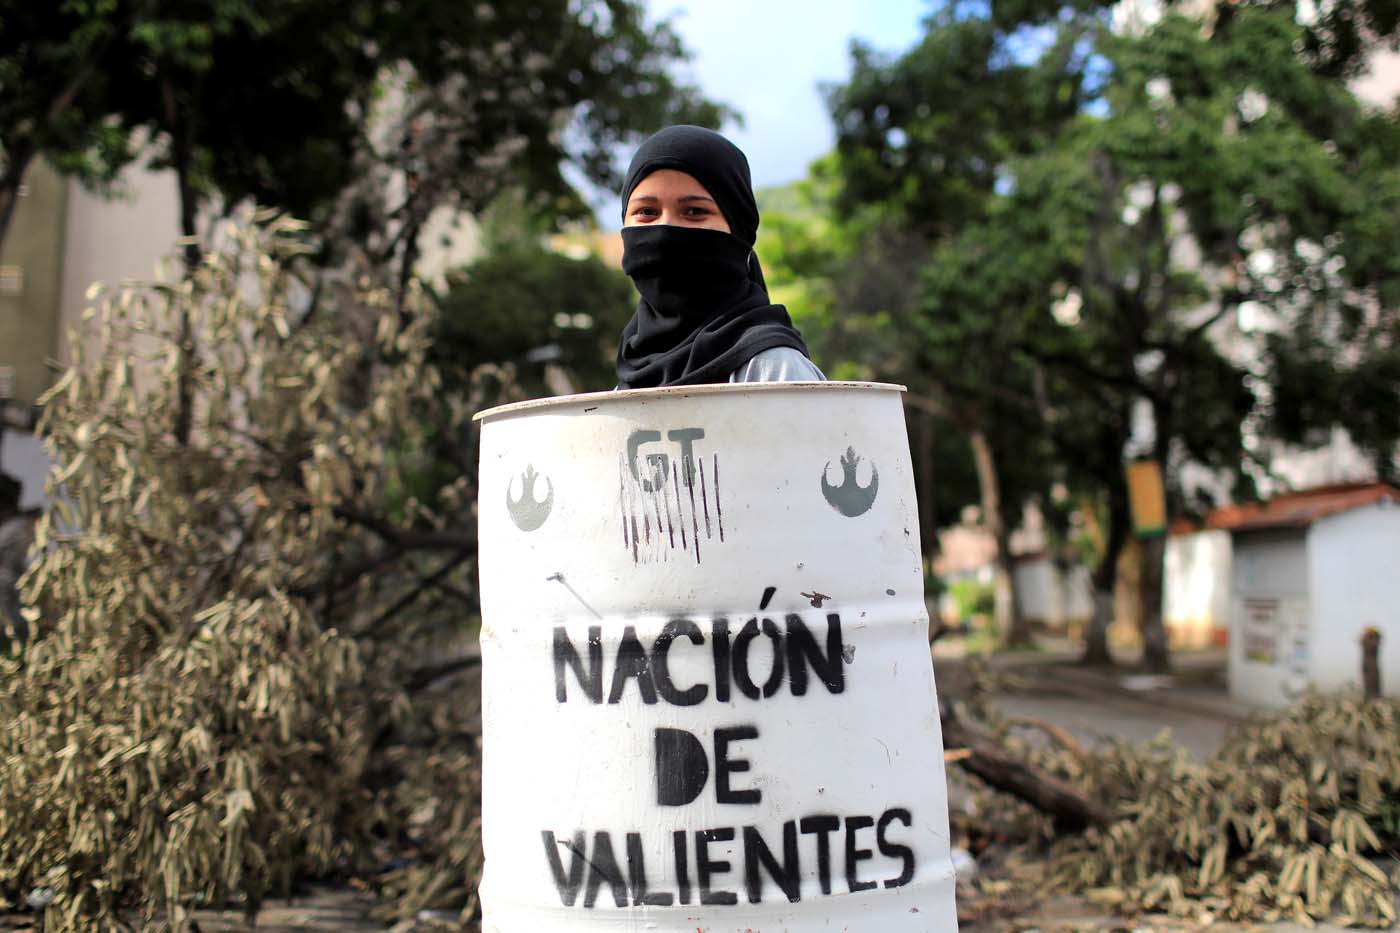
[641,0,934,189]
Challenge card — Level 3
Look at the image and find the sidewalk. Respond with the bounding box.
[934,637,1259,758]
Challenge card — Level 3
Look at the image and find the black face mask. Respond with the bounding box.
[614,224,808,388]
[620,225,753,324]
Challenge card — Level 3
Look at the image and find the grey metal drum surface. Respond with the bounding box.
[476,383,958,931]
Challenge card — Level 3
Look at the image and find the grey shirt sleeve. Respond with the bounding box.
[727,347,827,383]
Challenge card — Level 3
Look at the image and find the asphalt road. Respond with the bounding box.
[993,689,1234,759]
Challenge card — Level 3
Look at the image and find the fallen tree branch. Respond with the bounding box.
[354,546,472,639]
[941,704,1113,834]
[1005,716,1089,762]
[333,506,472,551]
[405,654,482,693]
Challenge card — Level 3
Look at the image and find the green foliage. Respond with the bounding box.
[826,9,1087,234]
[1266,323,1400,484]
[755,172,1011,533]
[121,1,378,216]
[949,577,997,621]
[0,0,382,247]
[0,0,140,190]
[922,558,945,599]
[959,690,1400,927]
[433,236,634,398]
[754,175,847,370]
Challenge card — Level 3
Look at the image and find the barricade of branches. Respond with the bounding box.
[0,215,511,929]
[950,682,1400,928]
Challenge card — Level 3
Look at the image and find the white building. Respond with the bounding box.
[1211,484,1400,707]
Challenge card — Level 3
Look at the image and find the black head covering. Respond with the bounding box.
[614,125,810,388]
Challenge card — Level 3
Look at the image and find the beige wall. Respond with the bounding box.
[0,161,69,405]
[56,164,182,369]
[0,160,181,507]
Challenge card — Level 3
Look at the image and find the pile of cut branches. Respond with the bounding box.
[0,217,501,930]
[950,681,1400,928]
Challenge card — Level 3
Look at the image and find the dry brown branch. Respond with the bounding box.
[354,546,473,640]
[1005,715,1089,761]
[940,704,1113,833]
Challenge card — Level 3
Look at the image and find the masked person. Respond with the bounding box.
[615,125,826,388]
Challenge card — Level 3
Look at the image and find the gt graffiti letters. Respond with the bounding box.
[542,608,919,908]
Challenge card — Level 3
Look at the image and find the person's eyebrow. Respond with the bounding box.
[627,194,716,203]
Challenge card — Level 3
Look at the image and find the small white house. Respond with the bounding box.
[1012,553,1093,634]
[1213,484,1400,707]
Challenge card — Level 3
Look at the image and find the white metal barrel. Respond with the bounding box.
[475,382,958,931]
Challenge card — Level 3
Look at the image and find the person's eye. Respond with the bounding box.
[631,206,659,219]
[684,206,712,219]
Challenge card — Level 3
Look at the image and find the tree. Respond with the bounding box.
[0,0,378,253]
[819,10,1099,646]
[820,0,1400,670]
[0,0,729,265]
[1045,2,1400,667]
[3,0,729,461]
[1257,73,1400,482]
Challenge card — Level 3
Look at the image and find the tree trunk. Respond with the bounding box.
[1361,627,1382,699]
[969,428,1029,646]
[993,532,1025,644]
[940,703,1111,833]
[1139,400,1173,673]
[1138,532,1170,672]
[1083,470,1130,666]
[162,76,202,447]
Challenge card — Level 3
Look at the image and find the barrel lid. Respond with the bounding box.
[472,380,908,422]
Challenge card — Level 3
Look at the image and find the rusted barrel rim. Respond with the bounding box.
[473,380,908,422]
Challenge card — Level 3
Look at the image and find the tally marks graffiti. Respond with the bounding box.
[618,427,723,565]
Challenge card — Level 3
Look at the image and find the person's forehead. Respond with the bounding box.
[629,168,714,197]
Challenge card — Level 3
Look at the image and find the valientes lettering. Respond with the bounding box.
[552,614,846,705]
[540,809,916,908]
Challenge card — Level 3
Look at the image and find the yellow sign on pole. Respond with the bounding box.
[1126,459,1167,537]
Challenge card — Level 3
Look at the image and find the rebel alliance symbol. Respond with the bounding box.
[506,464,553,531]
[821,446,879,517]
